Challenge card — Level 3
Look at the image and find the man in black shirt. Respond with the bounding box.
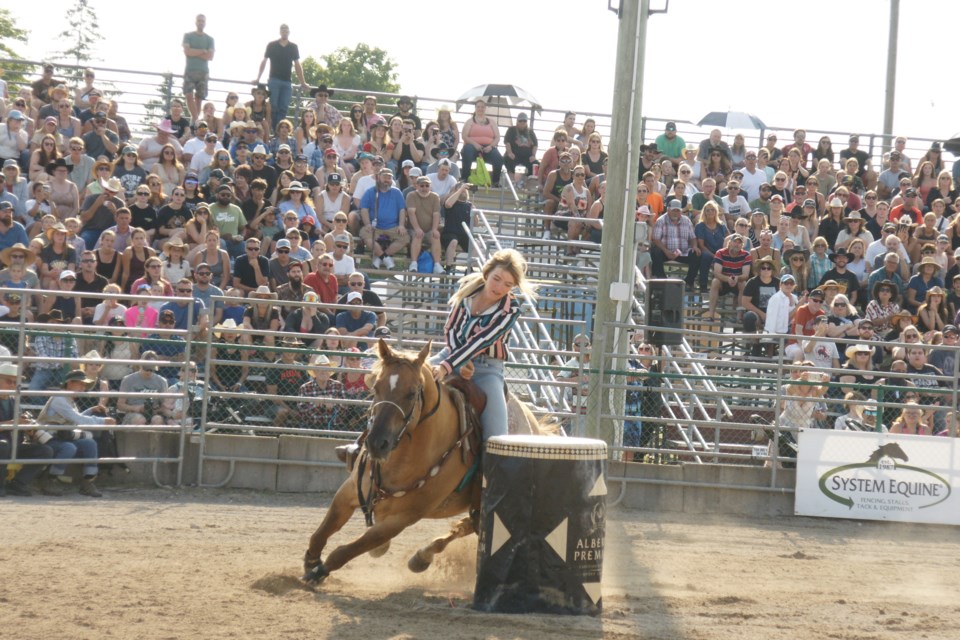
[74,250,108,326]
[254,24,308,130]
[820,252,861,306]
[839,134,874,187]
[249,146,278,199]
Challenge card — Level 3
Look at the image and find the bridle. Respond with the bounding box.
[367,373,442,450]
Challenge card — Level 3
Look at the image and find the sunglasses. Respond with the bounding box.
[276,248,290,254]
[246,246,260,251]
[176,288,192,293]
[196,271,211,276]
[760,265,773,270]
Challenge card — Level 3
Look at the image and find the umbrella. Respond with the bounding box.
[456,84,542,111]
[941,134,960,155]
[697,111,767,130]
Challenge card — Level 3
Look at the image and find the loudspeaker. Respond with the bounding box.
[646,279,685,346]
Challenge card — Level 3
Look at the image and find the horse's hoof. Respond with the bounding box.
[302,562,329,585]
[408,551,432,573]
[369,541,391,558]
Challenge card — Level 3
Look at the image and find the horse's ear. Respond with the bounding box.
[415,340,432,367]
[377,337,392,361]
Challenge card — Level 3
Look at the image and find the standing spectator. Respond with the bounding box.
[27,310,77,402]
[254,24,308,131]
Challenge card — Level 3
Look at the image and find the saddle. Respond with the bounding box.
[335,376,487,472]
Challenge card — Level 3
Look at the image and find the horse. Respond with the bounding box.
[302,339,558,584]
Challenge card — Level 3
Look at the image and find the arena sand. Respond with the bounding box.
[2,486,959,639]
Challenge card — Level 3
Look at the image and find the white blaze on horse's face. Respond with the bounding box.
[389,374,399,392]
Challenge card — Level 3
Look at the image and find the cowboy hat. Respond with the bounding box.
[45,222,68,241]
[829,251,855,263]
[828,197,844,208]
[871,279,900,303]
[162,237,187,254]
[889,310,916,326]
[782,248,809,262]
[820,279,843,291]
[251,144,269,157]
[310,84,334,97]
[0,242,37,266]
[252,83,270,98]
[45,157,69,174]
[925,286,946,298]
[844,343,876,360]
[155,119,177,134]
[228,120,248,132]
[213,318,239,339]
[307,353,331,377]
[843,211,864,222]
[0,362,21,380]
[896,215,917,227]
[281,181,310,194]
[100,176,122,193]
[919,256,940,270]
[280,335,304,347]
[250,285,277,300]
[63,369,95,388]
[82,349,102,361]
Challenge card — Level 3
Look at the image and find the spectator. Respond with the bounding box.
[159,361,205,428]
[0,110,29,170]
[301,255,336,316]
[889,401,932,436]
[0,363,54,497]
[117,351,168,425]
[283,291,330,345]
[254,24,308,130]
[141,310,187,383]
[460,99,502,187]
[406,174,443,274]
[309,85,340,129]
[650,199,698,286]
[359,168,408,270]
[905,256,944,312]
[336,273,386,327]
[210,183,246,258]
[741,256,780,353]
[210,319,247,391]
[703,234,751,320]
[242,285,281,357]
[624,342,664,462]
[276,260,316,311]
[865,278,901,337]
[233,237,269,295]
[27,309,77,401]
[298,353,344,431]
[763,273,798,337]
[820,251,860,306]
[335,291,376,351]
[137,120,183,173]
[694,202,728,291]
[265,336,308,425]
[0,200,28,250]
[267,238,294,288]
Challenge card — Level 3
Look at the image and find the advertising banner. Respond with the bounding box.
[795,429,960,525]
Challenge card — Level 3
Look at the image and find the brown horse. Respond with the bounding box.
[302,339,555,584]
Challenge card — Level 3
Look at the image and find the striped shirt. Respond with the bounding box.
[441,293,521,373]
[712,247,752,277]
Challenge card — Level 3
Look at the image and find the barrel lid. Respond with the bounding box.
[486,435,607,460]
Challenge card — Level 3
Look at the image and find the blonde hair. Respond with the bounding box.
[449,249,537,307]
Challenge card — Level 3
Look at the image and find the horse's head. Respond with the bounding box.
[364,339,432,461]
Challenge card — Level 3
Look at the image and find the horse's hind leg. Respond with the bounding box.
[408,515,475,573]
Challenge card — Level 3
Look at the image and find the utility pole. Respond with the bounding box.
[882,0,900,154]
[584,0,650,445]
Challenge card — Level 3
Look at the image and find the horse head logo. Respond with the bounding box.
[866,443,909,466]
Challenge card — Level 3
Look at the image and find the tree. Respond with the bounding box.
[54,0,102,83]
[140,73,182,130]
[0,9,30,88]
[302,43,400,105]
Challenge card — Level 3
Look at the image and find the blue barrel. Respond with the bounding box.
[473,435,607,615]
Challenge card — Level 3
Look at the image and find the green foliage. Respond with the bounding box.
[302,43,400,106]
[54,0,102,81]
[0,8,30,87]
[140,73,181,130]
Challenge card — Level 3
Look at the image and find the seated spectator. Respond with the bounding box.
[282,291,330,346]
[210,318,248,392]
[329,234,356,290]
[265,336,309,425]
[703,234,751,320]
[763,273,798,337]
[159,362,205,428]
[335,291,376,351]
[39,269,82,323]
[141,310,187,384]
[276,260,316,310]
[833,391,870,431]
[242,285,281,358]
[406,174,443,273]
[191,228,231,290]
[905,256,944,312]
[336,273,386,327]
[741,256,780,354]
[865,279,901,338]
[301,256,336,317]
[125,283,160,335]
[338,347,370,432]
[650,200,698,286]
[358,168,407,270]
[916,286,950,335]
[160,238,191,283]
[298,353,344,431]
[0,362,53,497]
[232,237,268,295]
[117,351,168,425]
[889,401,932,435]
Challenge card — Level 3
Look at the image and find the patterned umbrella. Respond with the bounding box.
[456,84,542,111]
[697,111,767,130]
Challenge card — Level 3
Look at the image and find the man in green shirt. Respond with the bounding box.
[209,184,245,258]
[182,14,215,123]
[655,122,686,168]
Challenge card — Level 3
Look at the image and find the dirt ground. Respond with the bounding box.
[2,485,959,640]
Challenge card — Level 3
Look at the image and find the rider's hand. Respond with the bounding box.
[460,360,475,380]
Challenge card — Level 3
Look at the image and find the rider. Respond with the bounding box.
[429,249,536,443]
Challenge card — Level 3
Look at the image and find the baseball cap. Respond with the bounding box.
[665,121,677,131]
[904,188,918,197]
[517,113,528,121]
[402,159,415,169]
[0,201,12,211]
[327,173,342,184]
[346,291,363,303]
[295,153,308,162]
[849,134,859,142]
[2,159,18,169]
[803,198,816,208]
[668,199,682,210]
[59,269,77,280]
[944,325,959,336]
[276,239,291,250]
[780,274,795,284]
[333,233,350,245]
[324,149,338,157]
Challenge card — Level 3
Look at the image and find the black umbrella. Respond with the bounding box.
[941,134,960,155]
[697,111,767,130]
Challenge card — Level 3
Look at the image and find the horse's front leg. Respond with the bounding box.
[321,513,416,576]
[408,515,475,573]
[303,481,359,584]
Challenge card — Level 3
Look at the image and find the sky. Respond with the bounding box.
[6,0,957,147]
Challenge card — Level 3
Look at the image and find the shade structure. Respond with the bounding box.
[697,111,767,130]
[456,84,542,111]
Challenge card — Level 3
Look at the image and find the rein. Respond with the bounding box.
[356,374,466,527]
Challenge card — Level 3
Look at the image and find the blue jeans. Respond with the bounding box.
[460,145,503,186]
[80,228,103,250]
[268,77,292,131]
[430,350,507,442]
[49,437,99,477]
[28,367,64,405]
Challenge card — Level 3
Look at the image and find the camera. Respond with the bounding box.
[467,184,478,193]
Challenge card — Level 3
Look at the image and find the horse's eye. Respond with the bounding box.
[406,392,416,401]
